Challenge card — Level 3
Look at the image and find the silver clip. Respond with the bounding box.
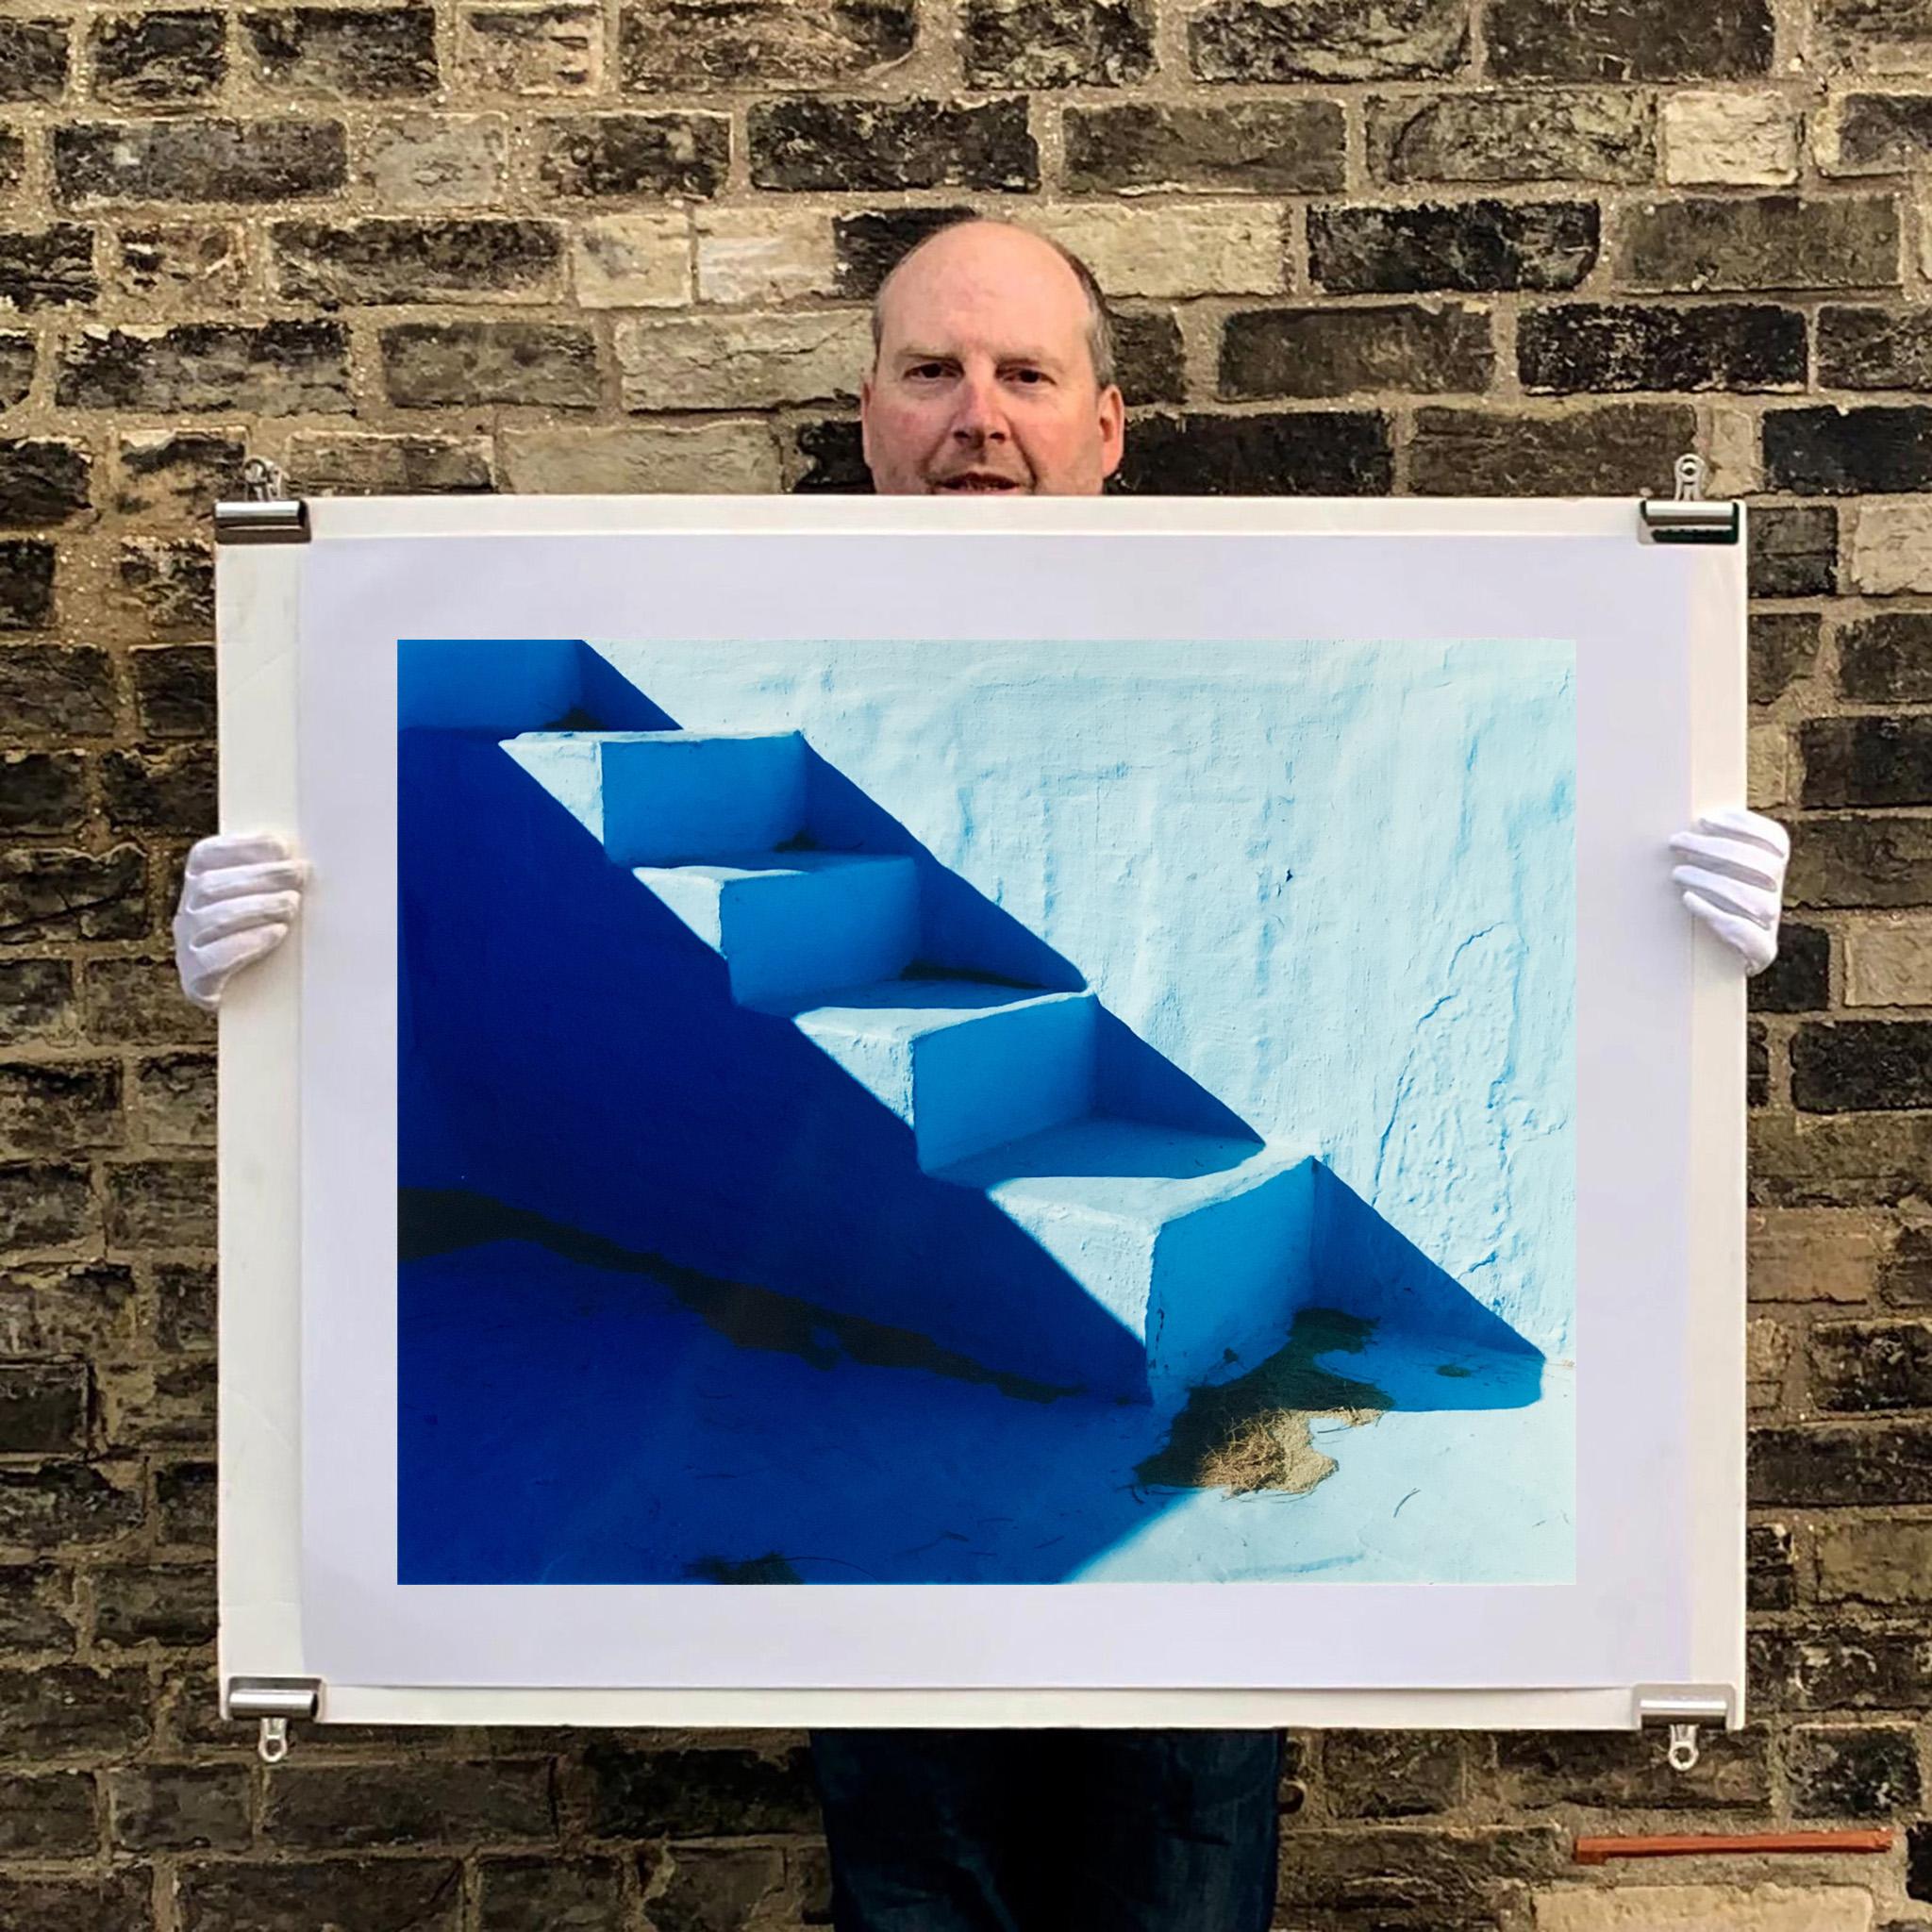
[1672,453,1707,502]
[259,1715,291,1765]
[1639,450,1736,544]
[1667,1722,1699,1773]
[241,456,287,503]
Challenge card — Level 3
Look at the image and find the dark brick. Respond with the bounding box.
[618,0,915,91]
[58,321,352,415]
[104,1159,213,1249]
[382,321,600,408]
[1273,1824,1564,1919]
[273,216,563,304]
[1841,612,1932,704]
[0,1062,119,1154]
[99,1357,214,1449]
[477,1855,628,1931]
[0,543,55,631]
[1066,100,1341,193]
[0,20,71,102]
[533,112,728,198]
[283,431,494,495]
[1222,304,1491,398]
[0,1466,142,1549]
[265,1761,558,1848]
[0,335,31,410]
[1789,1724,1922,1817]
[0,1772,95,1853]
[962,0,1153,86]
[1829,93,1932,173]
[1488,0,1772,77]
[131,646,215,740]
[584,1741,818,1837]
[0,137,20,200]
[242,4,438,95]
[1751,1419,1932,1503]
[1753,1628,1932,1712]
[0,959,74,1041]
[1882,1227,1932,1308]
[1766,405,1932,494]
[1821,306,1932,391]
[80,958,215,1047]
[1749,1019,1769,1108]
[1794,1022,1932,1110]
[117,433,249,524]
[0,1564,76,1648]
[1916,1819,1932,1902]
[1368,87,1652,183]
[0,1365,89,1456]
[0,1873,147,1932]
[1749,505,1837,598]
[1751,610,1820,706]
[0,846,147,943]
[0,752,84,833]
[792,418,869,493]
[1493,1727,1770,1807]
[1812,1319,1932,1411]
[1190,0,1466,79]
[0,1162,94,1252]
[1310,199,1597,293]
[831,207,975,299]
[1409,402,1696,495]
[91,10,225,103]
[156,1262,215,1351]
[54,117,349,204]
[1519,301,1804,392]
[648,1844,794,1932]
[1818,0,1932,64]
[0,650,112,739]
[0,1263,138,1356]
[1790,816,1932,910]
[132,1053,215,1148]
[102,746,216,835]
[1324,1731,1462,1816]
[1747,1520,1795,1609]
[1804,717,1932,808]
[176,1859,464,1932]
[154,1459,214,1545]
[92,1563,216,1648]
[750,96,1037,192]
[0,227,96,312]
[1620,196,1902,293]
[1109,310,1183,405]
[117,539,215,639]
[1750,924,1828,1014]
[1752,1110,1932,1208]
[109,1764,247,1850]
[1113,410,1393,495]
[0,441,90,528]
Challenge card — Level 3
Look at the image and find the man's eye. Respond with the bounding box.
[1008,368,1048,385]
[908,363,948,379]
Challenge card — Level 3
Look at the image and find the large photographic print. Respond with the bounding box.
[395,633,1576,1590]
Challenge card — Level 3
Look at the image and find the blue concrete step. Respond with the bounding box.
[938,1120,1319,1407]
[634,851,920,1005]
[503,730,807,865]
[758,978,1097,1173]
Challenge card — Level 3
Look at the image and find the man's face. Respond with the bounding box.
[860,223,1125,499]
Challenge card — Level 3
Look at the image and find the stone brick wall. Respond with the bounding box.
[0,0,1928,1924]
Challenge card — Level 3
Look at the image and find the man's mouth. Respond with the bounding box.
[930,473,1028,492]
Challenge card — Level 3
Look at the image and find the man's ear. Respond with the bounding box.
[1098,383,1125,479]
[858,373,874,473]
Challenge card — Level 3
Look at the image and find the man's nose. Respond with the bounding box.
[950,371,1008,441]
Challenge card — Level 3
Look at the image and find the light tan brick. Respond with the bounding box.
[696,208,836,305]
[457,3,604,92]
[1748,1208,1888,1303]
[359,113,508,207]
[1663,92,1801,187]
[1749,722,1790,809]
[571,211,690,308]
[1851,499,1932,595]
[1845,919,1932,1007]
[1536,1884,1871,1931]
[1707,404,1760,496]
[500,422,781,493]
[1031,205,1286,298]
[1747,1315,1791,1410]
[614,310,872,409]
[1815,1517,1932,1604]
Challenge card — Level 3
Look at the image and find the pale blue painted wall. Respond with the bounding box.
[590,639,1577,1358]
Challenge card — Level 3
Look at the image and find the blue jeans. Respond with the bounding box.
[809,1729,1282,1932]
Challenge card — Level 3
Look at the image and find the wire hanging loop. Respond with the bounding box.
[258,1716,290,1765]
[240,456,286,503]
[1667,1722,1700,1774]
[1672,454,1707,503]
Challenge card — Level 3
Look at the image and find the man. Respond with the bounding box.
[175,217,1790,1928]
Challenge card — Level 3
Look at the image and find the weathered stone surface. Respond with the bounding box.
[1519,301,1803,392]
[272,217,564,305]
[1409,402,1694,494]
[58,322,350,415]
[132,1053,215,1147]
[104,1159,214,1249]
[1111,308,1184,404]
[0,20,70,103]
[0,650,113,738]
[1754,1111,1932,1207]
[697,208,832,305]
[0,959,75,1042]
[1190,0,1467,79]
[102,746,215,835]
[0,227,99,312]
[1369,88,1652,184]
[0,440,87,530]
[1324,1731,1463,1816]
[1114,410,1391,494]
[108,1764,247,1850]
[476,1855,629,1931]
[962,0,1154,87]
[0,1465,141,1549]
[92,1563,216,1648]
[1845,922,1932,1007]
[0,1363,89,1455]
[1619,196,1902,291]
[1750,923,1829,1013]
[1534,1885,1873,1931]
[0,1262,138,1356]
[0,846,145,943]
[156,1261,215,1351]
[1819,92,1932,173]
[831,207,975,299]
[1750,611,1820,707]
[1816,1518,1932,1605]
[1804,717,1932,808]
[241,5,438,95]
[0,1162,94,1253]
[54,118,348,204]
[648,1843,810,1931]
[750,97,1037,192]
[584,1741,818,1836]
[1496,1729,1770,1808]
[1749,504,1837,598]
[0,541,57,631]
[0,1061,118,1154]
[154,1460,214,1545]
[1274,1824,1564,1920]
[1037,204,1284,296]
[1789,1724,1922,1817]
[458,5,603,93]
[1310,199,1597,292]
[1852,501,1932,597]
[1816,0,1932,71]
[284,432,493,495]
[1751,1419,1932,1504]
[1820,305,1932,388]
[534,111,728,198]
[1222,303,1491,397]
[502,422,781,493]
[381,321,600,408]
[572,211,689,308]
[619,0,916,92]
[1766,406,1932,494]
[116,432,248,524]
[112,224,248,305]
[0,752,84,833]
[80,958,213,1045]
[1749,1019,1769,1107]
[0,136,20,200]
[0,1565,76,1649]
[360,112,508,207]
[1748,1520,1795,1608]
[0,337,30,410]
[0,1874,148,1932]
[115,540,214,639]
[791,418,870,492]
[617,309,869,409]
[176,1859,464,1932]
[1794,1021,1932,1109]
[1066,101,1344,192]
[263,1761,558,1848]
[1664,91,1800,185]
[91,10,225,104]
[0,1773,95,1854]
[1488,0,1772,77]
[1812,1316,1932,1412]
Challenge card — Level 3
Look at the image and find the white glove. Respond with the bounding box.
[173,833,307,1011]
[1670,807,1789,976]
